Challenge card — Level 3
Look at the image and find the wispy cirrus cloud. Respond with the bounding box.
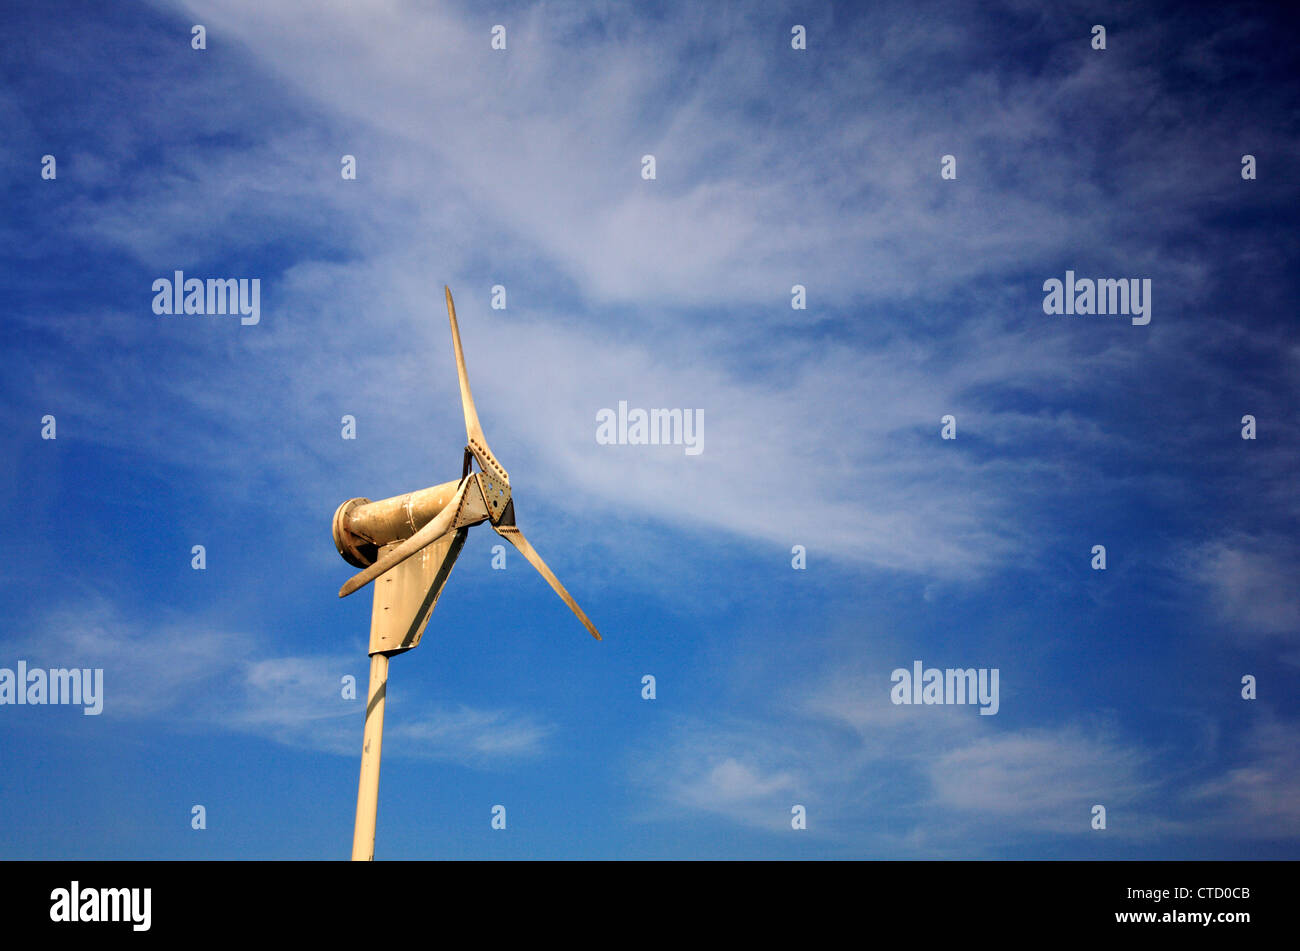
[10,600,553,764]
[3,0,1291,593]
[634,653,1300,852]
[1185,535,1300,643]
[1187,716,1300,838]
[925,724,1155,833]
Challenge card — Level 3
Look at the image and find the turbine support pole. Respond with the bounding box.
[335,286,602,858]
[351,651,390,861]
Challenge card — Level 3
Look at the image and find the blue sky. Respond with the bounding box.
[1,0,1297,859]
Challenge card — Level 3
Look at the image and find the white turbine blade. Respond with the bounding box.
[445,286,509,486]
[494,522,602,640]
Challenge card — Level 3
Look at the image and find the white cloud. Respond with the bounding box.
[1187,536,1300,641]
[388,705,553,760]
[8,600,552,763]
[926,725,1154,832]
[635,657,1299,850]
[7,0,1279,593]
[1187,717,1300,838]
[16,598,249,718]
[633,716,811,833]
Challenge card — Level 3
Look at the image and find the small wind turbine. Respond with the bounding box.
[331,286,602,861]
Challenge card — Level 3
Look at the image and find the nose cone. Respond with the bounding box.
[333,497,377,568]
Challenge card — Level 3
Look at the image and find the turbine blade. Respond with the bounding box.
[339,480,469,598]
[445,286,509,485]
[494,522,602,640]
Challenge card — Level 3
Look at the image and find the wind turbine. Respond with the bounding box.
[331,286,602,861]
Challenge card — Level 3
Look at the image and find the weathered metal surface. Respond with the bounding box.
[445,286,510,487]
[453,473,491,527]
[350,652,389,861]
[476,469,511,525]
[332,497,376,569]
[335,479,462,567]
[339,478,468,597]
[368,531,467,656]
